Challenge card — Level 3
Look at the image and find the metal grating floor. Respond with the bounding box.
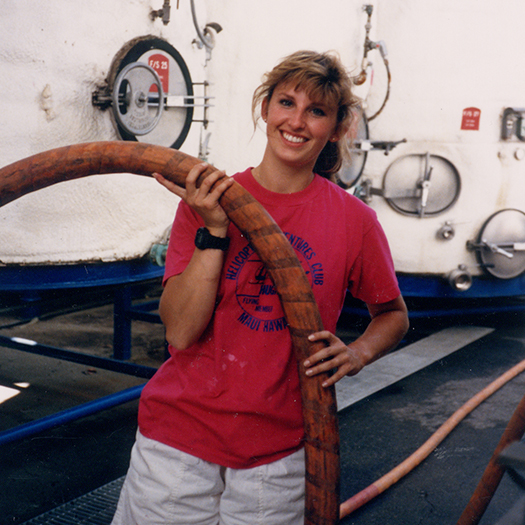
[21,477,124,525]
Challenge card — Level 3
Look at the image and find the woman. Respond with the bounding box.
[112,50,409,525]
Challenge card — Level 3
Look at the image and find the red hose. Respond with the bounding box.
[0,141,340,525]
[340,357,525,519]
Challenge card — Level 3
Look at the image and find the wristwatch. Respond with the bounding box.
[194,227,230,251]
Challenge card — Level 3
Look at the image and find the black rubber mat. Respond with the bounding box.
[21,477,124,525]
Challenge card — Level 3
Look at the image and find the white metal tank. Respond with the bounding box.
[0,0,210,264]
[2,0,525,300]
[204,0,525,298]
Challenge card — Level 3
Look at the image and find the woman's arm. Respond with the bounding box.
[160,245,226,350]
[303,294,409,387]
[154,163,234,350]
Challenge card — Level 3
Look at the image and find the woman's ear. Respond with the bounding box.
[330,122,350,142]
[261,97,268,122]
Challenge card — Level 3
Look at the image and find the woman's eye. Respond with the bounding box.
[311,107,326,117]
[279,98,293,107]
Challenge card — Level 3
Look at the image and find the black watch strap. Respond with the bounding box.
[194,227,230,251]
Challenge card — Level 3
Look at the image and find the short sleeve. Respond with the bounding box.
[162,201,203,285]
[347,214,400,305]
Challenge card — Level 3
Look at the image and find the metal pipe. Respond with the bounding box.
[190,0,213,50]
[447,266,473,292]
[0,385,145,446]
[0,334,157,379]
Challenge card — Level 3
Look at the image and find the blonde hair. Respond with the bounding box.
[252,50,358,178]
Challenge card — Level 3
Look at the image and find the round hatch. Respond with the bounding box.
[107,36,194,149]
[476,209,525,279]
[382,153,461,217]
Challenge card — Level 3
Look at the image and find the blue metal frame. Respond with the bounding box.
[0,384,146,446]
[0,258,164,358]
[397,273,525,299]
[0,258,164,291]
[343,273,525,319]
[0,258,163,446]
[0,333,158,446]
[0,332,157,377]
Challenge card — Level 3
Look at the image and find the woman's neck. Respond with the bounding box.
[252,156,315,194]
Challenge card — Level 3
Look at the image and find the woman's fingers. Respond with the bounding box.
[153,164,232,203]
[194,169,233,205]
[152,172,185,198]
[154,165,233,230]
[303,331,365,387]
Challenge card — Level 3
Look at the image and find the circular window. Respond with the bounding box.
[108,36,194,149]
[382,153,461,217]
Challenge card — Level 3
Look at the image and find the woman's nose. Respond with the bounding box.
[289,109,306,129]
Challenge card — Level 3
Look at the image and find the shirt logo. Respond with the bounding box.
[225,232,324,332]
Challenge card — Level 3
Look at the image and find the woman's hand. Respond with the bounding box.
[303,331,365,388]
[154,163,236,350]
[153,163,234,233]
[303,296,409,388]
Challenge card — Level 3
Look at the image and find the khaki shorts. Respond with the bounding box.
[111,431,305,525]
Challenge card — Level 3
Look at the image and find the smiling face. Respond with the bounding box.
[261,82,341,173]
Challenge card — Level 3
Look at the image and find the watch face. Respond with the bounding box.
[195,227,211,249]
[195,228,206,247]
[195,228,229,250]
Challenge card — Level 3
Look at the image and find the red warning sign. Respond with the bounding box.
[461,107,481,130]
[148,53,169,93]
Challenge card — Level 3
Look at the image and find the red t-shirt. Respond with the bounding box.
[138,169,400,468]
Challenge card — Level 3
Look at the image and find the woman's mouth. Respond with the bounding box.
[282,131,307,144]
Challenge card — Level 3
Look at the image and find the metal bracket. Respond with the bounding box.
[150,0,172,25]
[354,138,407,155]
[93,75,214,130]
[354,178,384,203]
[467,239,525,259]
[502,107,525,141]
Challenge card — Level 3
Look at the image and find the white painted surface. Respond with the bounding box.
[205,0,525,279]
[1,0,524,281]
[0,1,200,263]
